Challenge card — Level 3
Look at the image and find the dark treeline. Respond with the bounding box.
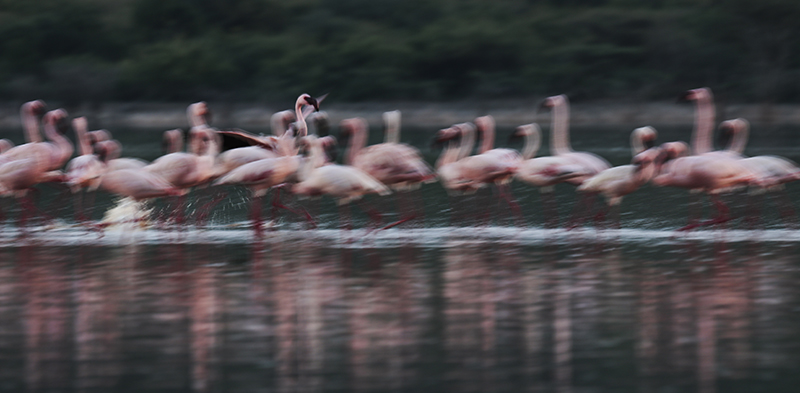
[1,0,799,104]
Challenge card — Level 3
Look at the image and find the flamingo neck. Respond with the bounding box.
[165,129,183,153]
[477,116,495,154]
[630,128,652,157]
[457,124,476,160]
[20,103,43,143]
[294,101,308,137]
[74,118,92,156]
[522,125,541,160]
[691,92,715,155]
[187,104,206,128]
[43,115,73,167]
[383,111,401,144]
[436,139,460,168]
[727,120,749,155]
[550,96,571,155]
[346,119,368,165]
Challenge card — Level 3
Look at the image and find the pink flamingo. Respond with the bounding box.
[339,115,434,226]
[651,88,758,230]
[214,134,329,232]
[652,141,758,230]
[435,123,482,193]
[717,118,800,226]
[514,95,611,226]
[471,115,523,223]
[293,135,391,229]
[576,127,660,228]
[0,110,73,226]
[65,117,107,222]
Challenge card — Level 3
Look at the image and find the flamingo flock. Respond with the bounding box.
[0,88,798,233]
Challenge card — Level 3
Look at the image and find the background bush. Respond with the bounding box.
[1,0,798,103]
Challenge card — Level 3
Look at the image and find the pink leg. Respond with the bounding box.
[250,194,263,237]
[498,184,524,227]
[195,190,228,226]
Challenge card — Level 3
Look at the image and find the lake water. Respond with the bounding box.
[0,124,799,392]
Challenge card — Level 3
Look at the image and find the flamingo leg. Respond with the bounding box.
[338,203,352,231]
[566,192,595,230]
[250,194,263,236]
[678,194,731,231]
[195,190,228,226]
[355,199,383,228]
[497,184,524,227]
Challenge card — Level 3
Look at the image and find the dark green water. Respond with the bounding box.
[0,124,799,392]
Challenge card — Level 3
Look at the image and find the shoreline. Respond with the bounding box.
[0,100,797,130]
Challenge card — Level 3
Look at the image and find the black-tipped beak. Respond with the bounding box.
[677,90,693,103]
[536,99,549,114]
[643,138,656,150]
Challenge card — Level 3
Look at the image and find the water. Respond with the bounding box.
[0,124,800,392]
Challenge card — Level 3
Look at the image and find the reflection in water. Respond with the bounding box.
[0,236,798,392]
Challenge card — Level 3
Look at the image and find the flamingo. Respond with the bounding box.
[514,95,611,226]
[65,117,107,222]
[575,127,660,228]
[471,115,524,223]
[651,140,758,230]
[214,134,326,233]
[717,118,800,226]
[143,117,220,224]
[342,116,435,190]
[292,134,391,230]
[649,88,758,230]
[0,110,73,226]
[338,115,434,227]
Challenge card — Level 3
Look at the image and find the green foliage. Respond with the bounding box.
[1,0,800,102]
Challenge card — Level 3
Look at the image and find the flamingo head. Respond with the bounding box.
[298,93,323,112]
[44,109,70,134]
[633,126,658,150]
[717,118,749,150]
[538,94,567,113]
[678,87,711,103]
[87,129,111,145]
[25,100,47,117]
[510,124,537,140]
[654,141,689,171]
[432,126,461,148]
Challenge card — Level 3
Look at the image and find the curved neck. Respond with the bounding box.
[550,96,571,155]
[20,102,43,143]
[294,99,309,137]
[522,125,541,160]
[436,136,460,169]
[726,120,749,155]
[73,117,92,156]
[457,124,476,160]
[43,112,73,166]
[164,129,183,153]
[346,119,368,165]
[383,110,401,144]
[691,92,715,155]
[187,104,207,128]
[476,116,495,153]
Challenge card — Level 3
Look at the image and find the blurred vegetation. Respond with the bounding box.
[1,0,799,103]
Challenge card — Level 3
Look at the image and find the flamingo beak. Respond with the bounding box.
[677,90,693,103]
